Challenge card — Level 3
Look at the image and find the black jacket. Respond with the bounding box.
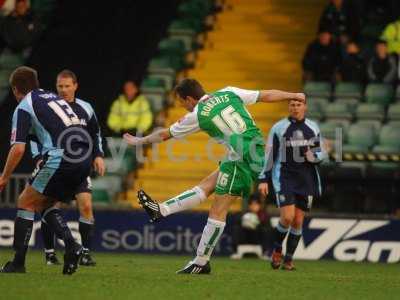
[339,53,365,82]
[302,40,340,81]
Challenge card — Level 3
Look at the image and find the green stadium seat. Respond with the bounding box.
[307,97,329,109]
[387,103,400,122]
[334,82,362,99]
[319,121,347,140]
[373,124,400,152]
[143,91,166,113]
[395,85,400,100]
[141,77,166,89]
[365,83,394,105]
[158,38,186,57]
[335,98,359,112]
[356,103,385,121]
[387,121,400,127]
[0,70,11,89]
[303,81,331,98]
[356,120,382,132]
[306,102,323,121]
[92,189,111,204]
[146,71,175,91]
[92,175,122,197]
[107,153,136,174]
[168,19,200,35]
[168,35,195,53]
[141,77,166,94]
[31,0,56,16]
[0,87,10,105]
[342,144,370,154]
[147,57,177,77]
[178,1,212,20]
[323,102,354,121]
[0,50,24,70]
[342,123,377,153]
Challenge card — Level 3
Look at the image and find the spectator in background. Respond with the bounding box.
[380,17,400,54]
[337,41,365,83]
[231,193,273,257]
[0,0,16,16]
[367,40,397,84]
[319,0,358,39]
[0,0,42,53]
[107,80,153,136]
[302,31,340,82]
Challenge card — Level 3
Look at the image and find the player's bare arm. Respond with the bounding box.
[258,90,305,103]
[0,143,26,191]
[123,128,172,146]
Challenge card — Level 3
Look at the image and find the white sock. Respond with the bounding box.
[159,186,207,217]
[193,218,226,266]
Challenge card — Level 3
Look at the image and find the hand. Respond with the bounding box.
[93,157,106,176]
[36,159,43,168]
[123,133,144,146]
[0,176,8,193]
[258,182,269,198]
[294,93,306,103]
[305,147,316,163]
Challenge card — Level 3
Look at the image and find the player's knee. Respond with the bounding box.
[198,181,215,197]
[209,205,228,221]
[79,201,93,220]
[17,194,36,212]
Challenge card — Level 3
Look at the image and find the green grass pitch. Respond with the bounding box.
[0,250,399,300]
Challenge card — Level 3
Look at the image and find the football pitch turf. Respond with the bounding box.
[0,251,399,300]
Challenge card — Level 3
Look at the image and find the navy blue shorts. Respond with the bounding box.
[29,155,91,203]
[74,176,92,196]
[274,170,320,212]
[274,192,314,212]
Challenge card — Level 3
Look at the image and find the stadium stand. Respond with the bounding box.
[302,0,400,214]
[126,0,325,212]
[0,0,181,206]
[1,0,398,215]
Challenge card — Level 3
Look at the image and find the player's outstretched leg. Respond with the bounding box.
[42,207,83,275]
[41,220,61,265]
[138,186,208,223]
[159,186,207,217]
[138,171,216,222]
[0,209,34,273]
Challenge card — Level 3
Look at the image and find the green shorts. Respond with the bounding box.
[215,147,265,198]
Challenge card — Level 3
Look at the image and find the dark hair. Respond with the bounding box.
[248,192,262,204]
[57,69,78,83]
[174,78,205,100]
[376,39,387,45]
[9,66,39,95]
